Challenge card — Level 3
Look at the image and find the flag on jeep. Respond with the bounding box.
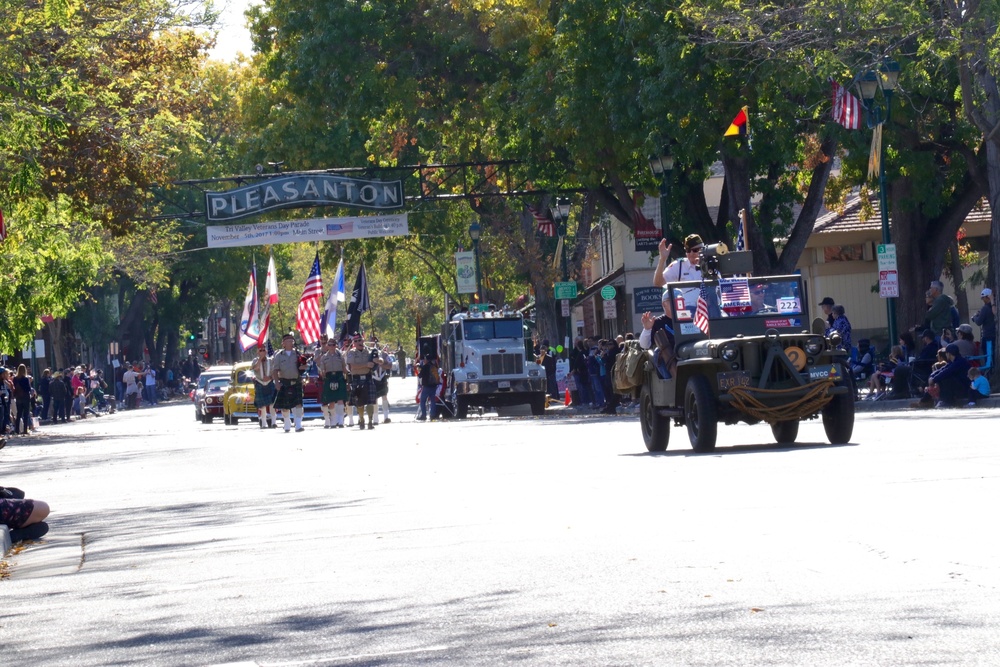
[693,282,711,336]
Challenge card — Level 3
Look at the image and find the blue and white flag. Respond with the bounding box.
[322,258,346,339]
[238,262,260,352]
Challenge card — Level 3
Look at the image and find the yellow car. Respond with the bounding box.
[223,362,258,425]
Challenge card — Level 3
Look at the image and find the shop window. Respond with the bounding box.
[823,244,865,262]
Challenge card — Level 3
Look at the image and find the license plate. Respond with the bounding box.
[498,380,511,389]
[808,365,840,381]
[717,371,751,391]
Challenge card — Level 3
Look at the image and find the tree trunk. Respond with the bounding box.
[46,319,66,370]
[986,140,1000,382]
[947,239,968,321]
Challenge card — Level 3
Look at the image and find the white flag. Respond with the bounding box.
[265,252,279,305]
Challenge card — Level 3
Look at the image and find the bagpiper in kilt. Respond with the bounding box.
[315,339,349,428]
[273,332,307,432]
[345,334,377,429]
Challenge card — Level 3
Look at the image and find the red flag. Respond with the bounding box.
[831,80,861,130]
[724,106,749,138]
[295,254,324,345]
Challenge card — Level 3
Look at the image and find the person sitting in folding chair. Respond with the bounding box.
[851,339,875,398]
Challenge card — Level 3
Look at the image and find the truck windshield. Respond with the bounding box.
[463,318,524,340]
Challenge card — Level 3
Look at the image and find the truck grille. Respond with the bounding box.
[482,353,524,376]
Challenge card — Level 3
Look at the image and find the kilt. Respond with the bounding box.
[350,374,376,406]
[321,371,348,404]
[253,380,276,408]
[273,379,303,410]
[375,376,389,398]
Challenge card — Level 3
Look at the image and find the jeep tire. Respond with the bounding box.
[684,375,718,453]
[822,368,855,444]
[639,384,670,452]
[771,420,799,444]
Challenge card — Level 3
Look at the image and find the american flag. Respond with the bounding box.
[831,79,861,131]
[735,215,746,251]
[693,282,711,336]
[295,253,324,345]
[528,205,556,237]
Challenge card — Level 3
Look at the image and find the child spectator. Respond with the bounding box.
[967,367,990,406]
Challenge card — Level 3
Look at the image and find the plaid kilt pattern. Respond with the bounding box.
[273,380,303,410]
[350,374,376,406]
[253,380,276,408]
[321,371,349,403]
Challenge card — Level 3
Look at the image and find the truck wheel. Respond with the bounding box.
[223,413,231,425]
[684,375,718,453]
[230,416,240,426]
[823,371,855,444]
[456,397,468,419]
[202,414,212,424]
[771,420,799,443]
[530,394,546,416]
[639,384,670,452]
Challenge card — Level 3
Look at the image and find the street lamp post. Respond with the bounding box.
[860,59,900,346]
[648,151,675,240]
[469,221,483,306]
[550,198,572,352]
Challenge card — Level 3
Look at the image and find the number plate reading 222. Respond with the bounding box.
[717,371,751,391]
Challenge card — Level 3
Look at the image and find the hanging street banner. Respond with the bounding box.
[206,214,409,249]
[205,174,405,222]
[455,251,477,294]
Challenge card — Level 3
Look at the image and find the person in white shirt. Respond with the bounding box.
[652,234,704,319]
[143,364,157,406]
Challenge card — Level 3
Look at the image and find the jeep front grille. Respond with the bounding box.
[482,353,523,376]
[752,341,802,388]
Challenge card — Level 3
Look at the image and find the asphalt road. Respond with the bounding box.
[3,377,1000,666]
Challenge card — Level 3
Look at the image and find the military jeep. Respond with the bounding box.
[639,245,854,452]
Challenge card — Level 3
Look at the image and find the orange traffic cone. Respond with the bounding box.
[564,388,571,406]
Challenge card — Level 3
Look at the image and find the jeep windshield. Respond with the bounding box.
[669,276,807,339]
[462,318,524,340]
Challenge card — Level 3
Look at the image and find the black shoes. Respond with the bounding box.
[10,522,48,543]
[367,423,374,430]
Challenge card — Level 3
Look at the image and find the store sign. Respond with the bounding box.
[205,174,404,222]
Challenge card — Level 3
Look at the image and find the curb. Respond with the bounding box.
[854,394,1000,412]
[1,524,11,554]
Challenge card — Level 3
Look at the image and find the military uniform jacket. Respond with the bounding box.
[345,349,373,375]
[251,356,273,384]
[315,349,346,374]
[273,350,303,380]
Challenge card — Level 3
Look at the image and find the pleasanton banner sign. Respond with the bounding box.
[205,174,405,222]
[206,214,409,249]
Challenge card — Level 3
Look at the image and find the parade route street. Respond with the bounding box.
[3,377,1000,666]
